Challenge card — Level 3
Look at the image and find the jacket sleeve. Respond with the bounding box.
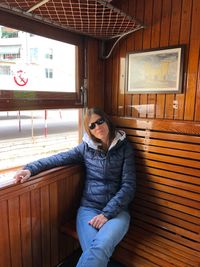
[24,142,85,176]
[102,142,136,219]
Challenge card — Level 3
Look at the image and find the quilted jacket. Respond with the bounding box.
[25,130,136,219]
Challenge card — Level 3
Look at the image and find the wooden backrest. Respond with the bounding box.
[111,117,200,267]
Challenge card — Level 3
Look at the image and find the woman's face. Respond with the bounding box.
[88,114,109,143]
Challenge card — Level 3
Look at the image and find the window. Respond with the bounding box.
[30,48,39,63]
[0,26,19,38]
[0,45,21,61]
[0,10,84,186]
[0,27,76,92]
[0,108,79,171]
[0,13,84,111]
[0,66,11,75]
[45,68,53,79]
[3,53,20,60]
[45,48,53,59]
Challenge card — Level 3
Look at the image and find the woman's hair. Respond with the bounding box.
[84,107,116,144]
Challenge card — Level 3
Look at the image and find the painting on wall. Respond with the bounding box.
[126,45,185,94]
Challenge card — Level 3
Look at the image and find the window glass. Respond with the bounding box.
[0,109,79,172]
[0,25,76,92]
[0,65,11,75]
[0,26,19,38]
[45,68,53,79]
[45,48,53,59]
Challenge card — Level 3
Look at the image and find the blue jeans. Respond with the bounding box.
[76,206,130,267]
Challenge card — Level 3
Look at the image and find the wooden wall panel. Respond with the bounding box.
[140,0,153,119]
[118,0,130,117]
[8,197,22,267]
[124,1,136,117]
[104,52,113,114]
[184,0,200,120]
[195,60,200,120]
[156,0,171,119]
[49,182,59,266]
[175,0,192,120]
[0,166,83,267]
[87,39,104,109]
[164,0,181,119]
[111,45,120,115]
[0,201,11,266]
[31,188,42,267]
[118,43,126,117]
[132,0,145,119]
[20,192,32,267]
[87,39,97,108]
[104,0,200,123]
[40,186,51,267]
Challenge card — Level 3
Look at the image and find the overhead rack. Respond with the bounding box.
[0,0,145,58]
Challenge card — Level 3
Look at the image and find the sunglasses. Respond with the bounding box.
[89,118,105,130]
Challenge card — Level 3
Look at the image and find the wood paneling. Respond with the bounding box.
[0,201,11,266]
[111,116,200,267]
[20,192,32,267]
[87,39,104,109]
[104,0,200,122]
[0,166,83,267]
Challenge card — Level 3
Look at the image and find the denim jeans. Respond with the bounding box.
[76,206,130,267]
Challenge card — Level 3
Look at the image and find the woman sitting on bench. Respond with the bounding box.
[14,107,136,267]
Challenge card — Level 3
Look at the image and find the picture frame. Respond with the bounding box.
[125,45,185,94]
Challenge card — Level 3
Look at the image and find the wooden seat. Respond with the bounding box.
[111,117,200,266]
[61,118,200,266]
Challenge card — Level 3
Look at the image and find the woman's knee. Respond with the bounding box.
[91,239,115,258]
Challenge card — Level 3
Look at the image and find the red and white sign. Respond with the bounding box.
[13,69,28,86]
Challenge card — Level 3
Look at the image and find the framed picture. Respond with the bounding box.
[126,45,185,94]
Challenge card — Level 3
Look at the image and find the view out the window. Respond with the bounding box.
[0,109,79,185]
[0,25,76,92]
[0,25,81,186]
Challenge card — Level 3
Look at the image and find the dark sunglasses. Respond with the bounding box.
[89,118,105,130]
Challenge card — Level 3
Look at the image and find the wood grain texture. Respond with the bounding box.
[0,166,83,267]
[110,116,200,266]
[104,0,200,122]
[0,201,11,266]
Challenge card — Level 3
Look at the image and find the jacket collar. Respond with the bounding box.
[82,130,126,150]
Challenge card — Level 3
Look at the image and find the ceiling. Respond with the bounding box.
[0,0,144,40]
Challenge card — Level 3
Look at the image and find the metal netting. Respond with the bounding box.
[0,0,144,40]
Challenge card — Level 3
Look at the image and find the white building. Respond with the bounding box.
[0,25,75,92]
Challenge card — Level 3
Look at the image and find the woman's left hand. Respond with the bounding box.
[88,214,108,229]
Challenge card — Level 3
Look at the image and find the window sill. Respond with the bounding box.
[0,168,20,188]
[0,165,81,190]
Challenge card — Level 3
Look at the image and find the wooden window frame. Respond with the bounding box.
[0,9,85,111]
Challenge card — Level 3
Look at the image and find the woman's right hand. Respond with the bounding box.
[14,169,31,183]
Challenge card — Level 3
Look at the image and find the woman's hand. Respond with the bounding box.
[88,214,108,229]
[14,169,31,183]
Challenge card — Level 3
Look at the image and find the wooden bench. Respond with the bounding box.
[111,117,200,266]
[61,118,200,266]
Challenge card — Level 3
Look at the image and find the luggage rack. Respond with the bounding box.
[0,0,145,59]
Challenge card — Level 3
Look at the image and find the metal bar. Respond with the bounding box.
[27,0,50,13]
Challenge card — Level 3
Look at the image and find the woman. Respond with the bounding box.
[14,107,136,267]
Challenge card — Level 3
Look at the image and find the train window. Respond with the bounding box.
[0,108,79,185]
[0,23,84,111]
[0,25,75,92]
[0,15,84,186]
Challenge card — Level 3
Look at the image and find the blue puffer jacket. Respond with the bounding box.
[25,130,136,219]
